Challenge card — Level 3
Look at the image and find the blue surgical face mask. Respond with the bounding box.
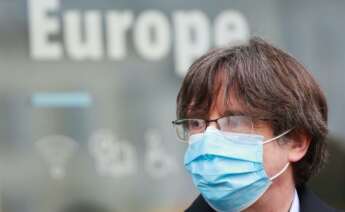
[184,127,291,212]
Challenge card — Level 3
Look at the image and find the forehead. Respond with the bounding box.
[208,86,244,118]
[187,70,246,118]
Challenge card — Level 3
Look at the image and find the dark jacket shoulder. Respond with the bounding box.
[296,185,341,212]
[185,185,341,212]
[185,194,215,212]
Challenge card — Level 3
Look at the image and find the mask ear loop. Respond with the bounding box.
[262,129,293,181]
[263,129,293,144]
[269,162,290,180]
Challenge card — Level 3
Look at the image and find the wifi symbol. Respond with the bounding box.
[35,135,78,179]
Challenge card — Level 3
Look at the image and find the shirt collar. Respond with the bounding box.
[289,188,300,212]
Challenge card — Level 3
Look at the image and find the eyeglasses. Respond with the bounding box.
[172,115,254,142]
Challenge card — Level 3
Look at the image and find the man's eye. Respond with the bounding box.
[229,119,241,128]
[219,116,253,133]
[189,120,201,129]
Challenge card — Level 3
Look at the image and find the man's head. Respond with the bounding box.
[176,37,328,186]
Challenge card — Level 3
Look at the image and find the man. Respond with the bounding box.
[172,38,340,211]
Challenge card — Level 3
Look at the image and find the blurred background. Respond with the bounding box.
[0,0,344,211]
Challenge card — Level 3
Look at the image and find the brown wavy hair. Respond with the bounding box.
[176,37,328,185]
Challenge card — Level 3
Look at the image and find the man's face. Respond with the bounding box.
[207,90,291,184]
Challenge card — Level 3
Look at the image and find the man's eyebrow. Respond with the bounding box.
[185,111,207,119]
[222,110,246,116]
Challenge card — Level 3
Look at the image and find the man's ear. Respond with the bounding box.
[287,129,311,162]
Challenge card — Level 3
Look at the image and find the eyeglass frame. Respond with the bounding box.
[172,115,255,142]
